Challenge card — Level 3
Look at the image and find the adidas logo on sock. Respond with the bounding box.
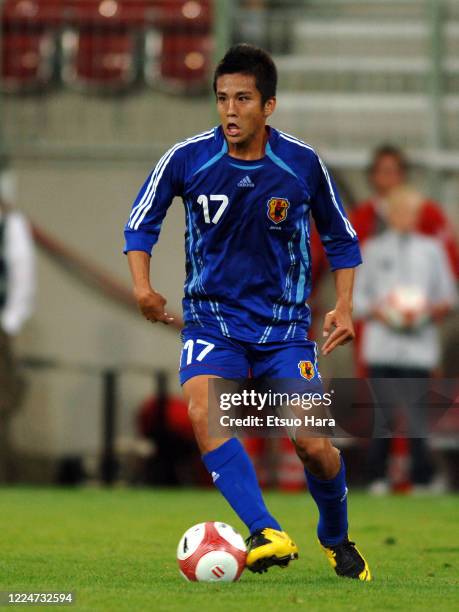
[211,471,220,482]
[237,175,255,188]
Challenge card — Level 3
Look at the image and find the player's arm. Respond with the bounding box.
[124,145,184,324]
[322,268,355,355]
[127,250,173,324]
[309,154,362,355]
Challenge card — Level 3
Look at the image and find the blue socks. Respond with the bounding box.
[203,439,348,544]
[203,438,281,534]
[305,455,348,546]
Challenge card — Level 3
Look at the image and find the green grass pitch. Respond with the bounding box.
[0,488,458,611]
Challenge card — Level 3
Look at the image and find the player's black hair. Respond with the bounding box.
[368,145,409,175]
[213,43,277,105]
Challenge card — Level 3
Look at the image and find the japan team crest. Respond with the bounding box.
[298,360,315,380]
[267,197,290,224]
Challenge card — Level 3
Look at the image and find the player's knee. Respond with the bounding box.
[294,438,330,465]
[187,398,208,426]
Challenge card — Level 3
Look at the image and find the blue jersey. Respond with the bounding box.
[124,126,361,343]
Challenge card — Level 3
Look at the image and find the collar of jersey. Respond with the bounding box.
[217,124,278,167]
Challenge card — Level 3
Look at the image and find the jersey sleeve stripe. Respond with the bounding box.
[130,145,179,229]
[279,130,316,153]
[317,158,357,238]
[279,132,357,239]
[132,131,214,230]
[128,148,175,228]
[128,129,214,230]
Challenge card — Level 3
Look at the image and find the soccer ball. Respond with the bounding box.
[177,522,247,582]
[384,286,428,330]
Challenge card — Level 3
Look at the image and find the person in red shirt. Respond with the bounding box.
[351,145,459,278]
[349,145,459,382]
[311,146,459,286]
[350,148,459,493]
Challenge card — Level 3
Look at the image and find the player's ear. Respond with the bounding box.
[264,97,276,118]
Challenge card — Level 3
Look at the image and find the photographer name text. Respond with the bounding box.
[220,415,335,428]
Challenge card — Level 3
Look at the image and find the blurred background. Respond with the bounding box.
[0,0,458,491]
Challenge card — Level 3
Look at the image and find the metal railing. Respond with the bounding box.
[21,355,173,485]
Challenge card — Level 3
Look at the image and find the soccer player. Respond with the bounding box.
[124,44,371,580]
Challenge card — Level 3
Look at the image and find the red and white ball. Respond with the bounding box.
[177,522,247,582]
[384,286,428,329]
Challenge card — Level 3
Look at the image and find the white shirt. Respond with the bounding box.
[354,230,458,369]
[0,210,36,335]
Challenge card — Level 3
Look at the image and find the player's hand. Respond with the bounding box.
[134,288,174,325]
[322,305,355,355]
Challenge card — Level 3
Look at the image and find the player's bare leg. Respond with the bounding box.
[293,436,340,479]
[183,375,298,573]
[293,436,371,581]
[183,375,229,453]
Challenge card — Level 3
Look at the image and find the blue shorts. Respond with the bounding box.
[179,327,321,385]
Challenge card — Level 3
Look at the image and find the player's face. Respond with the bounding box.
[216,73,275,152]
[370,155,405,196]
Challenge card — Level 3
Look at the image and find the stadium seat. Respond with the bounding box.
[63,0,152,26]
[61,28,138,92]
[61,0,144,92]
[1,31,56,93]
[144,30,212,93]
[148,0,211,31]
[1,0,62,92]
[143,1,212,93]
[2,0,64,26]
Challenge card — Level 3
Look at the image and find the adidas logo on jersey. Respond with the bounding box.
[211,471,220,482]
[237,175,255,188]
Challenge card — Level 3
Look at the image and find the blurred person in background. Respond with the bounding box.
[353,186,458,495]
[351,145,459,278]
[309,144,458,346]
[0,200,36,483]
[348,145,459,378]
[137,392,204,486]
